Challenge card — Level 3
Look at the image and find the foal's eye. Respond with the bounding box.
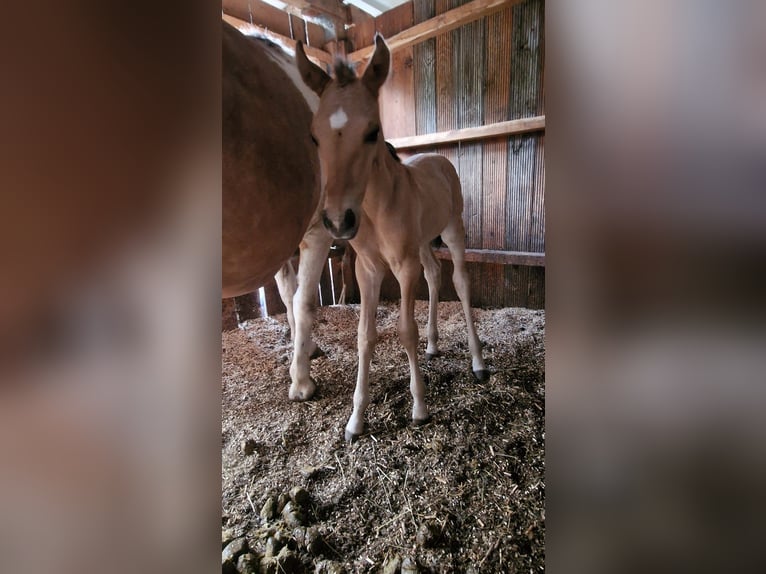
[310,134,318,146]
[364,127,380,143]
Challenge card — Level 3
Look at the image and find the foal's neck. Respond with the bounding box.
[365,138,404,210]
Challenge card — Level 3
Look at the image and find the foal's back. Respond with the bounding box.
[402,153,463,240]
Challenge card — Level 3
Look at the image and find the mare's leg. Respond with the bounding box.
[345,255,384,441]
[288,227,332,401]
[391,257,430,425]
[441,218,489,381]
[419,244,442,359]
[275,260,297,339]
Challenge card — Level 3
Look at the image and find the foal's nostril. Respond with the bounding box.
[321,211,333,231]
[342,209,356,233]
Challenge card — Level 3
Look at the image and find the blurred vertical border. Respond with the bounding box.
[0,2,221,573]
[546,0,766,572]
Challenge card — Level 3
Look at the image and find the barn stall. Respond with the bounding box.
[222,1,545,572]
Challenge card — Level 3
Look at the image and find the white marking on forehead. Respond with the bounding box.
[329,107,348,130]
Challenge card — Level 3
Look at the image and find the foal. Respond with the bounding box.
[296,35,489,440]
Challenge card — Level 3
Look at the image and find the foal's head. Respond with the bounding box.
[296,35,390,240]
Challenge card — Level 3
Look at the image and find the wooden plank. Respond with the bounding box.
[505,134,536,251]
[434,0,456,132]
[387,116,544,149]
[347,5,376,53]
[413,1,436,136]
[481,6,512,252]
[377,3,415,138]
[510,0,544,119]
[434,248,545,267]
[222,14,333,65]
[455,12,484,252]
[222,298,239,331]
[348,0,525,62]
[275,0,347,26]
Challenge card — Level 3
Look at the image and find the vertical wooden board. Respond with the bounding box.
[380,46,416,138]
[413,0,435,24]
[451,13,484,251]
[347,6,376,52]
[510,0,544,120]
[484,6,513,123]
[459,141,483,249]
[528,133,545,252]
[465,261,482,308]
[505,134,537,252]
[468,263,485,308]
[538,0,546,113]
[490,263,509,308]
[480,6,512,253]
[222,298,238,331]
[434,0,458,132]
[481,140,507,250]
[235,292,260,321]
[375,2,414,38]
[527,266,545,309]
[413,0,436,136]
[456,17,484,129]
[306,21,327,49]
[502,264,527,308]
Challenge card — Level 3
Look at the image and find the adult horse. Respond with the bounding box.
[295,35,490,441]
[222,21,321,296]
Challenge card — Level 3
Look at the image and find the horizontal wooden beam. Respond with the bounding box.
[387,116,545,149]
[222,13,334,65]
[434,248,545,267]
[348,0,523,63]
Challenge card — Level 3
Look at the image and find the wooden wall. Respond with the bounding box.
[350,0,546,309]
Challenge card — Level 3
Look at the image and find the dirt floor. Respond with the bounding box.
[222,301,545,573]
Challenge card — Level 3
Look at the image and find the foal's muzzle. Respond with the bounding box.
[321,208,358,240]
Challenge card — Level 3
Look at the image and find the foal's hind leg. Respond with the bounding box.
[392,257,430,426]
[288,227,332,401]
[441,219,489,381]
[419,244,442,359]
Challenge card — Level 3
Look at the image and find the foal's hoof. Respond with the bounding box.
[472,369,491,382]
[425,351,441,361]
[288,379,316,402]
[412,414,432,427]
[344,429,361,443]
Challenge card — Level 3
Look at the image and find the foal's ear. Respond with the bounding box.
[361,33,390,96]
[296,41,330,95]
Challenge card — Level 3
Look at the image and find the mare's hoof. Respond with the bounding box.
[412,414,432,427]
[472,369,491,382]
[309,346,325,360]
[425,351,441,361]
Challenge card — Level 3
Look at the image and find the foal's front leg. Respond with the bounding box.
[393,258,430,425]
[288,228,332,401]
[345,256,384,441]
